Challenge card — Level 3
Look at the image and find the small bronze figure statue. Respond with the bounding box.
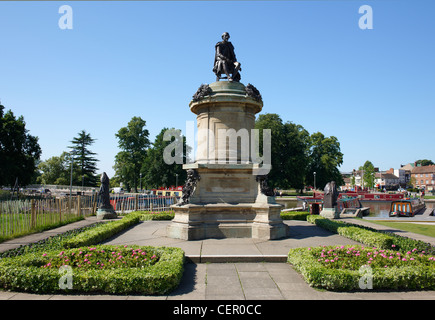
[256,175,275,197]
[96,172,117,219]
[178,169,200,205]
[213,32,241,82]
[323,181,338,208]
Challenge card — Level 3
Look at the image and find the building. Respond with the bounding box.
[151,186,183,197]
[411,165,435,191]
[375,172,400,190]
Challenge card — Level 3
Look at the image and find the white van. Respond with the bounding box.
[112,187,124,194]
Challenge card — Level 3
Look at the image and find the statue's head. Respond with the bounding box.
[222,32,230,41]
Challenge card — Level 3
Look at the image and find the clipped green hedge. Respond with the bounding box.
[280,211,310,221]
[61,212,142,249]
[0,245,184,295]
[306,215,435,254]
[139,211,175,221]
[0,211,186,295]
[288,245,435,291]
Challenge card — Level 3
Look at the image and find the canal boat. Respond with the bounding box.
[389,199,425,217]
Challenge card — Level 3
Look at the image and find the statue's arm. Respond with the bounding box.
[216,45,228,61]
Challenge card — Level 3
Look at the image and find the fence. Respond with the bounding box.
[0,195,97,239]
[109,193,178,214]
[0,193,178,240]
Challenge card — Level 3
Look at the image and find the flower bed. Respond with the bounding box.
[0,211,185,295]
[0,244,184,295]
[306,215,435,254]
[288,245,435,291]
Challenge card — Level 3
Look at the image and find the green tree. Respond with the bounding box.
[415,159,434,166]
[305,132,344,190]
[37,151,77,185]
[0,103,41,187]
[359,160,376,189]
[68,130,99,187]
[255,113,310,191]
[114,117,150,192]
[142,128,187,189]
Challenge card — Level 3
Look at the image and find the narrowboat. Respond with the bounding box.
[389,199,425,217]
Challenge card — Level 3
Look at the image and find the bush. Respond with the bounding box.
[306,216,435,254]
[0,211,186,295]
[288,245,435,291]
[280,211,310,221]
[0,245,184,295]
[139,211,175,221]
[61,212,142,249]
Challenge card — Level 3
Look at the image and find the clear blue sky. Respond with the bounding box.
[1,1,434,179]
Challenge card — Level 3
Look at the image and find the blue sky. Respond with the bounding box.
[1,1,434,180]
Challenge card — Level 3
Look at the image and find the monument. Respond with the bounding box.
[320,181,339,219]
[96,172,117,220]
[166,33,289,240]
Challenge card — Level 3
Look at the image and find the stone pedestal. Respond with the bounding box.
[96,208,117,220]
[166,81,289,240]
[320,207,339,219]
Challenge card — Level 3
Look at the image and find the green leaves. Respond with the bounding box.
[68,130,99,187]
[0,104,41,187]
[255,113,309,190]
[114,117,150,192]
[255,113,344,191]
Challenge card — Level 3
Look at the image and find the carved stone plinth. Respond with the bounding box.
[166,81,289,240]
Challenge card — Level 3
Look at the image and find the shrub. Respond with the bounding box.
[139,211,175,221]
[0,245,184,295]
[306,216,435,254]
[288,245,435,291]
[61,212,142,249]
[280,211,310,221]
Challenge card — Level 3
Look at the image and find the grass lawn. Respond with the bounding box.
[368,220,435,238]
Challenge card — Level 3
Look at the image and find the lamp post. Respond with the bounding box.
[175,173,179,188]
[69,152,74,213]
[313,172,316,191]
[140,173,142,193]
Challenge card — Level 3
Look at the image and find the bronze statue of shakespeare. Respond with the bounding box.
[213,32,241,82]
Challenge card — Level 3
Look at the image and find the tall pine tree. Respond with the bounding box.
[68,130,98,187]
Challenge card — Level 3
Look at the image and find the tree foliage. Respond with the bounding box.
[255,113,310,191]
[415,159,434,167]
[68,130,98,187]
[359,160,375,189]
[114,117,150,192]
[37,152,75,185]
[142,128,187,189]
[305,132,344,190]
[0,103,41,187]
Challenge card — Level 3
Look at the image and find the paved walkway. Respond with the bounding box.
[1,217,435,300]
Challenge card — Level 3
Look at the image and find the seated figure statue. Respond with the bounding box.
[213,32,241,82]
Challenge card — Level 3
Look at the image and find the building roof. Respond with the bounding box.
[376,173,398,179]
[412,165,435,174]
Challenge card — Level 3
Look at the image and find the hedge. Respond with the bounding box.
[0,245,184,295]
[0,211,185,295]
[306,215,435,254]
[288,245,435,291]
[61,212,142,249]
[280,211,310,221]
